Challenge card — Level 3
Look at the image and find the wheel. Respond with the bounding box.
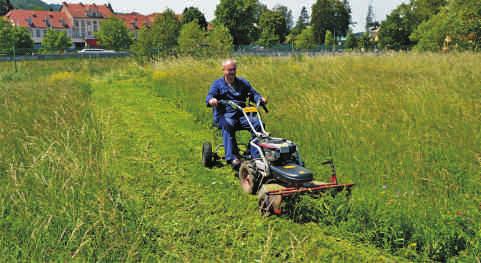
[202,142,213,167]
[238,161,259,194]
[258,184,284,216]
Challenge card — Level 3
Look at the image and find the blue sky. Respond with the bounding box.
[46,0,409,32]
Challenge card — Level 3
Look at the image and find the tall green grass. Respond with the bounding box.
[0,59,152,260]
[151,54,481,261]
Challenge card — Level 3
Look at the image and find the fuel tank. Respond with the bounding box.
[270,164,313,185]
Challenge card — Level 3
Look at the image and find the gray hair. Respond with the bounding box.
[222,59,237,67]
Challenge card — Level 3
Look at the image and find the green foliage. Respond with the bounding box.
[258,8,288,45]
[41,29,71,53]
[359,32,372,51]
[152,54,481,261]
[95,17,132,50]
[311,0,351,43]
[131,10,181,60]
[178,21,206,57]
[0,19,14,50]
[0,21,33,54]
[290,6,309,37]
[214,0,262,45]
[130,26,153,62]
[411,0,481,51]
[324,30,334,48]
[0,58,404,261]
[10,0,49,10]
[379,0,447,50]
[205,24,233,57]
[294,27,316,49]
[150,9,181,56]
[344,30,358,50]
[181,6,207,31]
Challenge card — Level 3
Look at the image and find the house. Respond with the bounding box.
[59,2,114,48]
[5,10,71,49]
[5,2,162,49]
[116,12,153,39]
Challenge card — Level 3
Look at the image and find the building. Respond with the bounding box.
[5,9,71,49]
[4,2,157,49]
[59,2,114,48]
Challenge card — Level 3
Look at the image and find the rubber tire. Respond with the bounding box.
[239,162,258,194]
[258,184,283,216]
[202,142,213,167]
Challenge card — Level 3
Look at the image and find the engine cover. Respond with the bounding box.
[270,164,313,185]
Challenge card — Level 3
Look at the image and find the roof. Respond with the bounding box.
[61,2,114,19]
[116,12,152,30]
[5,9,70,29]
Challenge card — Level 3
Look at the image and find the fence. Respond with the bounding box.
[0,47,130,63]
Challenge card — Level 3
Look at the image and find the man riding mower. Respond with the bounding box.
[202,99,353,215]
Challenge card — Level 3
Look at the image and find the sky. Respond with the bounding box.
[46,0,409,32]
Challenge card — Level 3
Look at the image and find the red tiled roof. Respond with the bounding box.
[6,9,71,29]
[61,2,114,19]
[116,12,152,30]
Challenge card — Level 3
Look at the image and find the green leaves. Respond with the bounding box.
[41,29,70,53]
[95,17,132,51]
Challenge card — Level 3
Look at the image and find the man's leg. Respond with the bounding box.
[240,116,262,158]
[219,116,239,162]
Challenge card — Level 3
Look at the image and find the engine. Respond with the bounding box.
[257,137,299,165]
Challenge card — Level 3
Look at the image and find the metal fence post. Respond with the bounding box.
[13,44,17,73]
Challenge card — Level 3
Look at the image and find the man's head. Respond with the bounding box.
[222,59,237,83]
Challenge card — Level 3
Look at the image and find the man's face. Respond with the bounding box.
[223,63,237,79]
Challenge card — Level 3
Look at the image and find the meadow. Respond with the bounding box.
[152,53,480,261]
[0,54,479,261]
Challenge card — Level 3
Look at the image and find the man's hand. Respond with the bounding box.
[261,97,268,104]
[209,98,219,107]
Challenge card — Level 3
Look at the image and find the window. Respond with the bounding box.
[75,20,79,27]
[36,29,41,38]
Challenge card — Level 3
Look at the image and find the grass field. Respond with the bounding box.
[0,54,479,261]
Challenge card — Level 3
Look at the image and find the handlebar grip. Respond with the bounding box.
[261,104,269,113]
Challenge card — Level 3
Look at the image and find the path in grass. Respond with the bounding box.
[92,71,403,262]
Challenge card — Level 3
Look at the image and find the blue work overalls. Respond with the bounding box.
[206,77,263,162]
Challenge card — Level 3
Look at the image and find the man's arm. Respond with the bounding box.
[243,79,264,104]
[206,81,219,107]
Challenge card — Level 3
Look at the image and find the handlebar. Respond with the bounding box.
[219,99,269,113]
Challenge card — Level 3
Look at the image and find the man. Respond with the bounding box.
[206,59,267,169]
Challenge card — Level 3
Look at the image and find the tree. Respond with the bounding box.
[206,24,233,57]
[411,0,480,51]
[0,20,34,54]
[131,26,153,61]
[294,27,316,49]
[311,0,351,44]
[0,19,13,51]
[291,6,309,36]
[378,0,447,50]
[257,27,279,47]
[344,30,357,50]
[178,21,206,56]
[150,9,181,56]
[273,5,293,30]
[95,17,132,50]
[378,4,416,50]
[359,32,371,51]
[324,30,334,49]
[0,0,13,16]
[181,6,208,31]
[258,8,288,45]
[214,0,262,45]
[41,29,70,53]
